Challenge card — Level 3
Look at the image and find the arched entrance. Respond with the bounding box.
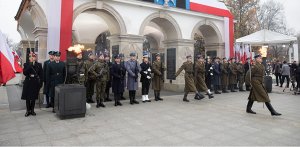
[139,12,182,63]
[192,21,223,58]
[72,2,126,58]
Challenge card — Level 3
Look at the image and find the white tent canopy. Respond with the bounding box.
[236,29,297,45]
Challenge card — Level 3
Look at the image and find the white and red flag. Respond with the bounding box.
[47,0,74,61]
[0,31,18,84]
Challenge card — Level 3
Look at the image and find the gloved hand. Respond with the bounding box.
[148,68,151,72]
[147,76,151,79]
[210,73,213,76]
[144,71,148,74]
[210,67,213,70]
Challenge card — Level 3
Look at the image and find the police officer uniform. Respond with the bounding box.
[175,55,204,102]
[212,57,221,94]
[46,52,66,113]
[43,51,55,108]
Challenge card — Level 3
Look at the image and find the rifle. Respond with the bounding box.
[160,61,164,82]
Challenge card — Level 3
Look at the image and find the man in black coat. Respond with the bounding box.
[46,51,66,113]
[111,54,126,106]
[205,57,213,91]
[43,51,55,108]
[21,53,43,117]
[212,57,221,94]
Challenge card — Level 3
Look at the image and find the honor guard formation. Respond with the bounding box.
[20,50,300,118]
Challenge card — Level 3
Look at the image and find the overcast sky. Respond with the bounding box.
[0,0,299,43]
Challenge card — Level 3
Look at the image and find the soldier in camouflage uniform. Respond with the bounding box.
[84,53,96,103]
[237,60,245,91]
[175,55,205,102]
[246,54,281,116]
[91,53,110,108]
[104,54,112,102]
[229,58,238,92]
[220,57,229,93]
[152,53,165,101]
[194,55,214,99]
[76,53,85,85]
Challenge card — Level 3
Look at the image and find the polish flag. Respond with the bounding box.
[47,0,74,61]
[0,31,16,84]
[12,51,23,73]
[189,0,234,58]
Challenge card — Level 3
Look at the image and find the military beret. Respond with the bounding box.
[254,54,261,58]
[155,53,160,57]
[222,57,227,60]
[186,55,192,58]
[119,53,124,57]
[104,53,109,58]
[48,51,55,55]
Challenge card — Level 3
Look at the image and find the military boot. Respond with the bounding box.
[30,100,36,116]
[99,99,106,107]
[157,92,163,101]
[265,102,282,116]
[96,100,100,108]
[132,91,139,104]
[154,91,159,101]
[208,93,214,99]
[25,101,31,117]
[231,85,237,92]
[246,100,256,114]
[183,93,189,102]
[104,93,112,102]
[214,87,221,94]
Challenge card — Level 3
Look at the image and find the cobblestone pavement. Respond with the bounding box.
[0,84,299,146]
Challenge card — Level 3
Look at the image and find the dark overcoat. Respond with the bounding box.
[212,62,221,85]
[111,63,126,93]
[21,62,43,100]
[248,62,270,102]
[43,60,52,94]
[46,61,66,98]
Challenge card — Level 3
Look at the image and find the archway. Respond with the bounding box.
[140,12,182,62]
[72,2,126,58]
[192,21,223,58]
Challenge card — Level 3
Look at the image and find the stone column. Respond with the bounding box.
[32,27,48,63]
[163,39,195,92]
[108,34,144,62]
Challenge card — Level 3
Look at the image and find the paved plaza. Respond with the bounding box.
[0,84,300,146]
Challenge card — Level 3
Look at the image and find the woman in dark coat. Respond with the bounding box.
[21,53,43,117]
[111,54,126,106]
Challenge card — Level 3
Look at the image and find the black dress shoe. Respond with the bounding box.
[147,100,151,102]
[183,99,189,102]
[25,112,30,117]
[117,101,122,106]
[208,94,214,99]
[99,103,106,107]
[194,96,200,100]
[133,100,139,104]
[158,98,163,101]
[31,111,36,116]
[142,101,146,103]
[246,110,256,114]
[215,91,221,94]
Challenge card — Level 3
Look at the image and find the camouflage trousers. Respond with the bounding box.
[238,74,245,89]
[96,81,107,101]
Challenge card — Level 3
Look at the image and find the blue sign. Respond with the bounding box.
[155,0,176,7]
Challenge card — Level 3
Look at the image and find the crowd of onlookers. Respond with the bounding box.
[270,60,300,92]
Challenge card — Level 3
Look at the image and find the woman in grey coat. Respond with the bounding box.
[125,52,141,104]
[280,61,290,88]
